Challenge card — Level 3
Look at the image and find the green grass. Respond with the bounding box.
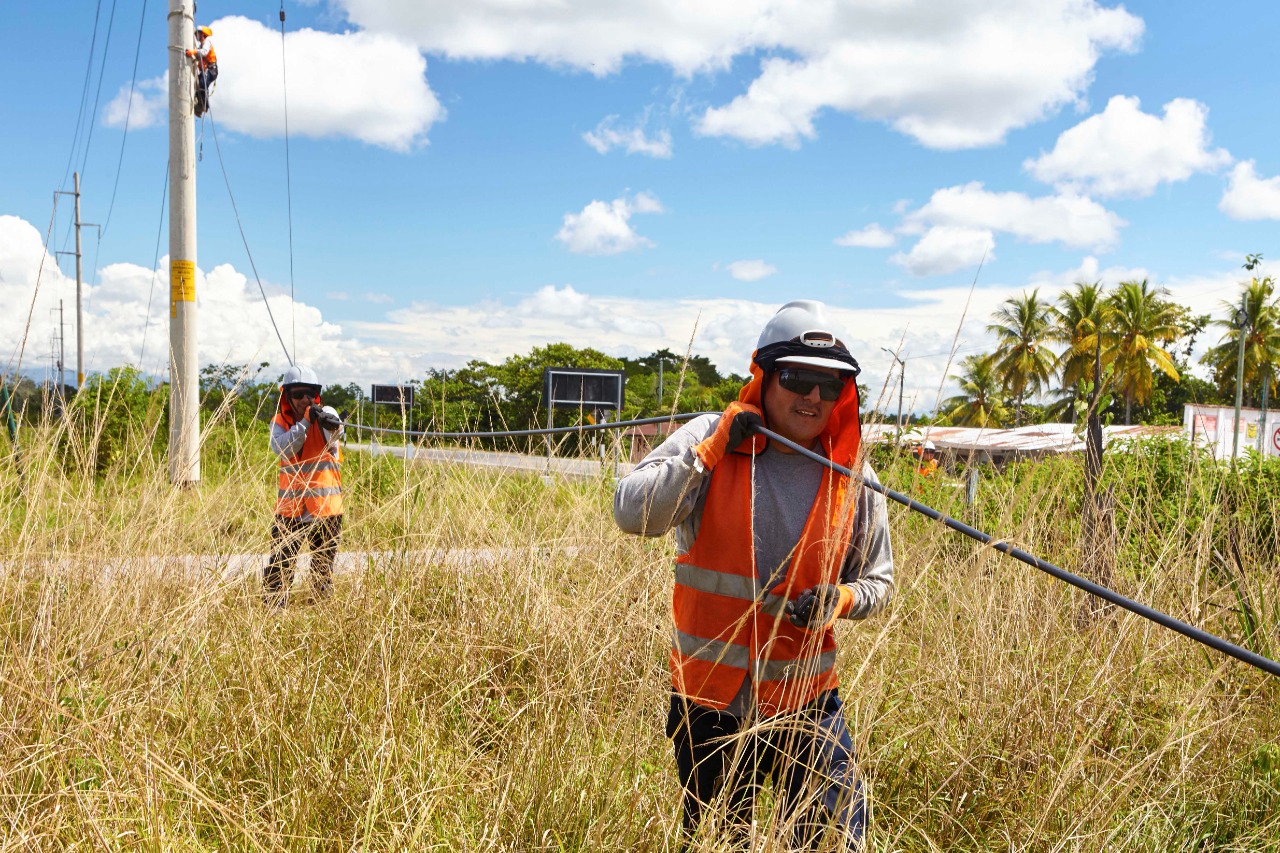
[0,417,1278,850]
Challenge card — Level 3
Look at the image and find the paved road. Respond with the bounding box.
[346,441,636,480]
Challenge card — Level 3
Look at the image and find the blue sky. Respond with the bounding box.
[2,0,1278,414]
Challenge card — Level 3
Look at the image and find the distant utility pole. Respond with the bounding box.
[53,171,97,389]
[880,347,905,435]
[1232,300,1249,462]
[168,0,200,485]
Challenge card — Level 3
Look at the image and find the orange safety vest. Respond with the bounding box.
[272,408,343,519]
[670,360,862,717]
[194,41,216,68]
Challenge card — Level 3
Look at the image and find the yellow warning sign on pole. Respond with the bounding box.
[170,260,196,316]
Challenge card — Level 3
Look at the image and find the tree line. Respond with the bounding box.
[940,258,1278,428]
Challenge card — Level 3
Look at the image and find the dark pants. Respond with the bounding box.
[667,691,866,850]
[264,515,342,602]
[195,63,217,115]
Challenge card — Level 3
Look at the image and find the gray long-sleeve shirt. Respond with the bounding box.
[613,414,895,621]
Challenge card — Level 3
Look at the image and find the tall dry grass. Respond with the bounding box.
[1,408,1278,851]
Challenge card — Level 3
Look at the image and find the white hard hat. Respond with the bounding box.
[756,300,858,372]
[280,364,320,391]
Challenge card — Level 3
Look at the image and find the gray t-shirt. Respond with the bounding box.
[613,413,895,714]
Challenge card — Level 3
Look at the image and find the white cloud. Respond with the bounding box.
[335,0,1142,150]
[835,224,896,248]
[890,226,995,277]
[583,114,673,158]
[0,215,407,386]
[188,16,443,151]
[103,74,167,129]
[905,182,1125,251]
[1026,255,1151,290]
[1025,96,1232,198]
[725,260,777,281]
[555,193,662,255]
[1220,161,1280,221]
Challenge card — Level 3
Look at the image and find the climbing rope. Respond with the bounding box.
[207,115,294,364]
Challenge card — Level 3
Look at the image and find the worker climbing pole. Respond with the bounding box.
[187,24,217,117]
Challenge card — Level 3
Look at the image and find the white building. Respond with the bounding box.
[1183,403,1280,459]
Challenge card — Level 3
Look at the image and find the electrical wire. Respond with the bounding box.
[137,162,168,370]
[206,114,294,364]
[59,0,105,195]
[279,1,298,359]
[102,0,148,238]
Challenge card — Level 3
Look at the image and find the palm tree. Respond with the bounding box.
[1106,279,1183,424]
[1049,281,1114,422]
[987,290,1056,425]
[1201,273,1280,407]
[940,354,1010,427]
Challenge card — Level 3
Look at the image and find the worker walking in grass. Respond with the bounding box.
[265,365,344,607]
[613,300,894,850]
[186,25,217,117]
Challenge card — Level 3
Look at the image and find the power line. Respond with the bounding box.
[137,162,168,370]
[279,1,298,359]
[59,0,105,195]
[102,0,149,238]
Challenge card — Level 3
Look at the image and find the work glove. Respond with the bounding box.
[785,584,855,631]
[693,402,763,470]
[185,49,195,57]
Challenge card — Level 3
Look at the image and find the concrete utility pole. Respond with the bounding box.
[1231,301,1249,462]
[168,0,200,484]
[53,171,93,389]
[881,347,905,435]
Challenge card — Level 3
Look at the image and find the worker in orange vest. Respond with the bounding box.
[185,25,218,117]
[614,300,894,849]
[264,365,344,607]
[912,440,939,478]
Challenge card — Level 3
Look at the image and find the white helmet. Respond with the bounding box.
[280,364,321,391]
[756,300,857,372]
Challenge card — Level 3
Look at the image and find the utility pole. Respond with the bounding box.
[53,171,96,389]
[168,0,200,485]
[881,347,905,435]
[1232,301,1249,462]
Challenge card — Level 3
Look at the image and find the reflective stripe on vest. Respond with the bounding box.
[273,414,343,519]
[670,444,856,716]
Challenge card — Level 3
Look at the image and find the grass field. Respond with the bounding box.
[1,412,1278,851]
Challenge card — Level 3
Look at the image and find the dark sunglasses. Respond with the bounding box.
[776,368,848,402]
[289,389,314,400]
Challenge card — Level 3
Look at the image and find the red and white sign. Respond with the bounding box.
[1273,426,1280,453]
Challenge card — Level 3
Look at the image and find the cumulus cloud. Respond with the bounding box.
[334,0,1142,150]
[583,114,673,158]
[905,182,1125,251]
[103,74,167,129]
[172,15,443,150]
[834,224,896,248]
[890,226,994,277]
[555,192,663,255]
[725,260,777,282]
[1025,96,1232,198]
[1220,161,1280,221]
[0,215,406,386]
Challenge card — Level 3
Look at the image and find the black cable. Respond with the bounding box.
[349,410,1280,679]
[102,0,148,238]
[753,424,1280,680]
[206,114,294,364]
